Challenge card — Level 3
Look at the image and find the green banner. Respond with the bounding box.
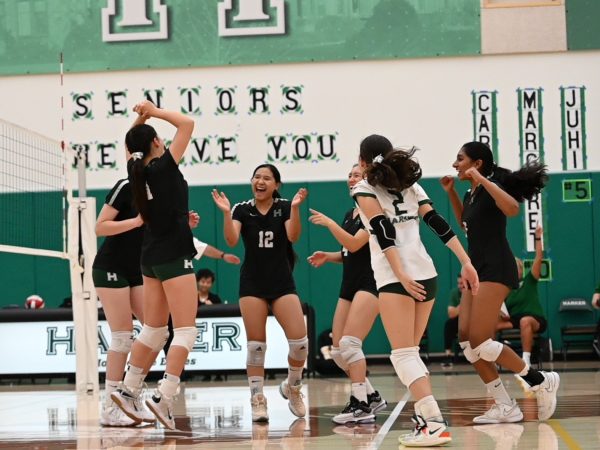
[0,0,481,76]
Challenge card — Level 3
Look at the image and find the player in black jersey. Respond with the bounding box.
[212,164,309,422]
[441,141,559,424]
[307,164,386,424]
[112,101,195,430]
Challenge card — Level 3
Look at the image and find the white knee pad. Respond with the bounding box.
[339,335,365,365]
[460,340,480,364]
[288,336,309,361]
[474,338,504,362]
[330,346,348,371]
[390,346,428,387]
[109,330,133,354]
[137,325,169,352]
[247,341,267,367]
[416,346,429,375]
[171,327,198,352]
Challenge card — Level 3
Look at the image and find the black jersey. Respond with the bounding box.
[461,182,518,289]
[128,149,196,266]
[339,209,377,299]
[232,198,296,298]
[92,179,143,277]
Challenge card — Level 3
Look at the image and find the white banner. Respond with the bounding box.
[0,315,299,374]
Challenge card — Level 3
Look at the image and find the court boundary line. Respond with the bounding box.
[370,389,410,449]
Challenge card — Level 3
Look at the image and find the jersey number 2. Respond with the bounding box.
[387,190,407,217]
[258,231,274,248]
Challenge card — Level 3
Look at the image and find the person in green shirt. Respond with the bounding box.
[591,281,600,358]
[497,225,547,366]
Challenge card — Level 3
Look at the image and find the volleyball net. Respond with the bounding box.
[0,117,99,394]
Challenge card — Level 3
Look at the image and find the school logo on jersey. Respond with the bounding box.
[273,209,282,217]
[107,272,118,281]
[184,260,193,269]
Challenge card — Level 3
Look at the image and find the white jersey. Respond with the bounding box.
[352,179,437,288]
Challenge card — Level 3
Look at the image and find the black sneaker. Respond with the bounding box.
[367,390,388,414]
[332,395,375,424]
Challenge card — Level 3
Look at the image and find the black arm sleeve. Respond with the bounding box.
[423,209,456,244]
[369,215,396,251]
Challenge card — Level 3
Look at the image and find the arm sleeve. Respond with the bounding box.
[413,183,433,206]
[352,180,377,202]
[105,179,130,210]
[231,202,245,222]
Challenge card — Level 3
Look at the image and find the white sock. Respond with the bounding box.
[522,352,531,366]
[105,379,120,395]
[158,373,180,399]
[123,365,144,393]
[249,376,264,396]
[415,395,442,422]
[365,377,375,395]
[486,377,512,406]
[287,365,303,386]
[351,382,368,403]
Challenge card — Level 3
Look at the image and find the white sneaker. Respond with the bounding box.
[251,393,269,422]
[145,391,176,430]
[367,390,388,414]
[529,371,560,421]
[473,399,523,424]
[513,374,535,398]
[279,380,306,417]
[100,405,137,427]
[398,415,452,447]
[332,395,375,425]
[111,386,143,424]
[134,388,156,424]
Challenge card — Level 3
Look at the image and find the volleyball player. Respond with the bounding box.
[353,134,479,447]
[111,100,196,430]
[440,141,559,423]
[307,164,386,424]
[212,164,309,422]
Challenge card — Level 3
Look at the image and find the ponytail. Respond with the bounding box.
[130,159,150,222]
[364,147,422,191]
[125,124,157,223]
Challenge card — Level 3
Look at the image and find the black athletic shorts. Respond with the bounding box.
[510,314,547,334]
[339,278,378,302]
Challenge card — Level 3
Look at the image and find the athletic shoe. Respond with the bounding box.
[145,391,175,430]
[473,399,523,424]
[398,414,452,447]
[367,390,388,414]
[135,386,157,424]
[100,405,137,427]
[111,386,143,425]
[473,423,524,448]
[251,393,269,422]
[279,380,306,417]
[592,339,600,359]
[513,374,535,398]
[332,395,375,425]
[529,371,560,421]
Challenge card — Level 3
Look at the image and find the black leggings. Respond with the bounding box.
[444,317,459,351]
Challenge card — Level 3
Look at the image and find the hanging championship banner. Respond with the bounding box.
[472,90,499,162]
[560,86,587,171]
[518,87,544,253]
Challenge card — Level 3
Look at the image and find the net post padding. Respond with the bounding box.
[69,197,98,394]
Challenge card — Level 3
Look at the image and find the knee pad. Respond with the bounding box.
[137,325,169,352]
[109,330,133,354]
[330,346,348,371]
[288,336,309,361]
[247,341,267,367]
[390,346,428,387]
[474,338,504,362]
[416,346,429,376]
[171,326,198,352]
[339,335,365,365]
[460,340,480,363]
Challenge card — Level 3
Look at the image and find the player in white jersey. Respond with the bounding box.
[353,134,479,447]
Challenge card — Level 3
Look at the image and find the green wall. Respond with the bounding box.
[1,173,599,354]
[566,0,600,50]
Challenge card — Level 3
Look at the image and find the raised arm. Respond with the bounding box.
[530,225,544,280]
[308,209,369,252]
[133,100,194,163]
[440,176,464,227]
[212,189,241,247]
[307,250,342,268]
[356,195,426,300]
[95,204,143,237]
[465,168,519,217]
[285,188,308,243]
